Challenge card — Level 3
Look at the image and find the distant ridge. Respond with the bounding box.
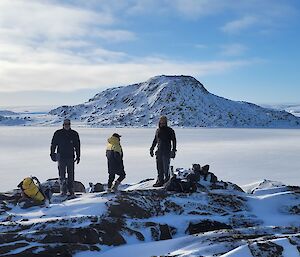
[49,75,300,128]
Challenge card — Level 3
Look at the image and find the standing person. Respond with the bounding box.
[150,116,177,187]
[50,119,80,197]
[106,133,126,192]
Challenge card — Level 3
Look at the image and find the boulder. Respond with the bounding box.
[186,220,232,235]
[42,178,85,193]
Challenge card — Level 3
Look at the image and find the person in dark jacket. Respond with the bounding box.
[106,133,126,192]
[50,119,80,196]
[150,116,177,187]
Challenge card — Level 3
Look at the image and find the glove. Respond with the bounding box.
[150,149,154,157]
[50,153,57,162]
[75,157,80,164]
[170,150,176,159]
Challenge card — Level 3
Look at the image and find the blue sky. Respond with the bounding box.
[0,0,299,107]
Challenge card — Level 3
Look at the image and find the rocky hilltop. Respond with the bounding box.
[49,75,300,127]
[0,167,299,257]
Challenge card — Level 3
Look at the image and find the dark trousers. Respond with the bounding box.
[108,171,126,189]
[58,158,74,194]
[156,154,170,183]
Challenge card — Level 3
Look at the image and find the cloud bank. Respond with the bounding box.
[0,0,295,92]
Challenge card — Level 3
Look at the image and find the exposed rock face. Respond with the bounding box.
[42,178,86,193]
[49,75,300,128]
[186,220,232,234]
[0,174,299,256]
[249,241,284,257]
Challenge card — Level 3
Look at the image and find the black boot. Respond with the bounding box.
[153,180,164,187]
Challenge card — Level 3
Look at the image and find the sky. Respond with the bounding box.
[0,0,299,107]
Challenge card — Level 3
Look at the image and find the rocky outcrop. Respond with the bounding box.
[0,173,299,256]
[42,178,86,193]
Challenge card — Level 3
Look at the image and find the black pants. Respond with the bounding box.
[58,158,74,194]
[108,171,126,189]
[156,154,171,183]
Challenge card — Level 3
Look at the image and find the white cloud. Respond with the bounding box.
[221,16,258,34]
[93,29,137,42]
[0,0,279,94]
[0,0,135,47]
[0,0,139,92]
[0,55,259,92]
[0,0,114,40]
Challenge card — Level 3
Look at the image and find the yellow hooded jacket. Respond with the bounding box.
[21,177,45,202]
[106,135,123,155]
[106,135,125,174]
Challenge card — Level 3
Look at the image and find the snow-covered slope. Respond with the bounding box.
[0,107,54,126]
[0,114,28,126]
[49,75,300,128]
[0,110,19,116]
[1,170,299,257]
[263,104,300,118]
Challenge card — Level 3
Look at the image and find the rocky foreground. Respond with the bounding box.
[0,174,299,257]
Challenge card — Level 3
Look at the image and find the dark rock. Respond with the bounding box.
[210,181,244,192]
[95,219,126,246]
[99,228,126,246]
[0,191,20,201]
[141,222,176,241]
[249,241,284,257]
[289,235,300,254]
[162,200,183,214]
[0,242,29,255]
[208,193,247,212]
[289,205,300,214]
[0,191,21,215]
[107,191,165,219]
[41,227,100,244]
[125,227,145,241]
[159,224,172,240]
[188,210,211,215]
[42,178,85,193]
[0,203,12,215]
[186,220,232,235]
[287,186,300,193]
[150,227,159,241]
[0,232,20,244]
[74,181,86,192]
[93,183,104,192]
[230,214,263,227]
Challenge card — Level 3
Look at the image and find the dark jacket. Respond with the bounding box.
[51,128,80,159]
[150,126,176,156]
[106,135,125,175]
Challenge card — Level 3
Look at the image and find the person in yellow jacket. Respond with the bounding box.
[106,133,126,192]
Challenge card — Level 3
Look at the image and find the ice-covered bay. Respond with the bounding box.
[1,127,300,192]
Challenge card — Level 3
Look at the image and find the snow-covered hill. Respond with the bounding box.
[1,170,299,257]
[0,110,19,116]
[263,104,300,118]
[0,110,25,125]
[49,75,300,128]
[0,107,52,126]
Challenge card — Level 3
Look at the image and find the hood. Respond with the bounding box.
[108,136,120,145]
